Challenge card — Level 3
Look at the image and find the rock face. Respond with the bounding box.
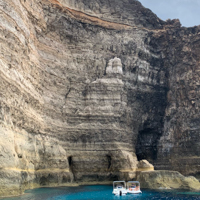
[137,170,200,191]
[0,0,200,197]
[154,23,200,177]
[137,160,154,172]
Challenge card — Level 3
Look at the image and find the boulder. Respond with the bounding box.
[137,160,154,171]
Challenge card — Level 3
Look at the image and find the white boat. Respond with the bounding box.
[112,181,127,196]
[127,181,142,194]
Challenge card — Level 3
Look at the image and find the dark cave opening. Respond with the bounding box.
[106,155,112,170]
[136,128,161,163]
[40,176,47,186]
[68,156,76,181]
[68,156,73,170]
[39,174,54,186]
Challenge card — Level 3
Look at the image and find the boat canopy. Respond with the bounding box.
[127,181,140,189]
[113,181,126,188]
[127,181,140,186]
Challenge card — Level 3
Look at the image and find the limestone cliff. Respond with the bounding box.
[0,0,200,197]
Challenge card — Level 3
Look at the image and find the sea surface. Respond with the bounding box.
[1,185,200,200]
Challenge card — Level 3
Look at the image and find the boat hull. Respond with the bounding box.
[127,190,142,194]
[112,189,127,195]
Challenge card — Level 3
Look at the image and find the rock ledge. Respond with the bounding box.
[137,170,200,191]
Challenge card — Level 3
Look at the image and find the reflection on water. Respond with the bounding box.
[1,185,200,200]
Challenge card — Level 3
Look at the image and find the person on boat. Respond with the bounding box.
[136,185,140,191]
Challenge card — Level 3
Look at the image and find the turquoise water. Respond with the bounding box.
[1,185,200,200]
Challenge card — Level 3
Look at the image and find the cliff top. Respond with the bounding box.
[47,0,167,30]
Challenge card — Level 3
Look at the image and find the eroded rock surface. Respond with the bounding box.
[137,170,200,191]
[0,0,200,197]
[137,160,154,172]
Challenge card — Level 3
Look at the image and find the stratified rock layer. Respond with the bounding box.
[137,170,200,190]
[0,0,200,197]
[154,23,200,176]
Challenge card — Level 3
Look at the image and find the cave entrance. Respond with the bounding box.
[68,156,76,181]
[136,128,161,163]
[68,156,73,171]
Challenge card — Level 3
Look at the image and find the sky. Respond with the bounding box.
[139,0,200,27]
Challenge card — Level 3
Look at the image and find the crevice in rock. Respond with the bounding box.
[65,88,71,99]
[136,128,161,163]
[68,156,76,181]
[106,155,112,170]
[18,154,23,158]
[68,156,73,170]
